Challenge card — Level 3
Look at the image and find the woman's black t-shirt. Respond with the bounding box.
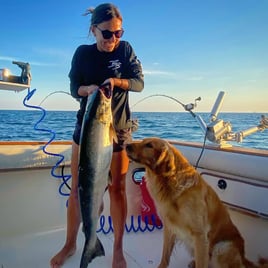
[69,40,144,130]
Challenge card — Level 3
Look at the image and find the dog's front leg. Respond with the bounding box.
[158,226,176,268]
[193,234,209,268]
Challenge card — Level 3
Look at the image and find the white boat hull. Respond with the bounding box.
[0,141,268,267]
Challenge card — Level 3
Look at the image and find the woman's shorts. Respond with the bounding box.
[73,122,132,152]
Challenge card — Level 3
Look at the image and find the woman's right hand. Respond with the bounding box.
[78,85,98,97]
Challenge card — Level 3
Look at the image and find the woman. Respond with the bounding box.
[50,3,144,268]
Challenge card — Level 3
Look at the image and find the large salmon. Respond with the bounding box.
[78,84,115,268]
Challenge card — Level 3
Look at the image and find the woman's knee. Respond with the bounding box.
[109,174,126,194]
[111,150,129,175]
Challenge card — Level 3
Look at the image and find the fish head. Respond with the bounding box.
[99,82,112,99]
[96,83,112,123]
[97,83,118,144]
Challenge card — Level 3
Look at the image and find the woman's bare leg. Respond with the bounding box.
[50,141,81,268]
[109,149,129,268]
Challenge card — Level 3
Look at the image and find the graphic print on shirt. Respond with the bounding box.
[108,59,122,71]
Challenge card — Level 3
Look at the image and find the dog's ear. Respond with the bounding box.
[172,147,200,190]
[155,145,169,166]
[154,142,177,176]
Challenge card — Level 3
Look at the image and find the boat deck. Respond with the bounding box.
[0,227,191,268]
[1,209,268,268]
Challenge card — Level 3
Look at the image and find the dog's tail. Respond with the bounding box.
[258,257,268,268]
[245,257,268,268]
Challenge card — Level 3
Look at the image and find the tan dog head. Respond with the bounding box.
[126,137,181,176]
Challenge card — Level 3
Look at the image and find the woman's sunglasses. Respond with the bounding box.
[95,25,124,39]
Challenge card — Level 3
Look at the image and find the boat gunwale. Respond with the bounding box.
[0,140,267,174]
[0,164,70,173]
[0,140,267,156]
[0,140,72,146]
[171,140,268,157]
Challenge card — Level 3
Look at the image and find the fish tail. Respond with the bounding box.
[80,237,105,268]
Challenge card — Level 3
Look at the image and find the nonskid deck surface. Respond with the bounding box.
[1,210,268,268]
[0,227,191,268]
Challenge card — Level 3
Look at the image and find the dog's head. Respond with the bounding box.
[127,137,199,196]
[126,137,178,175]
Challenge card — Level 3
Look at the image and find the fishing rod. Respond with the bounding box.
[131,93,201,111]
[132,92,268,147]
[131,93,207,134]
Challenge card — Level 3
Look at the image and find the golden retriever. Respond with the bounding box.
[126,137,268,268]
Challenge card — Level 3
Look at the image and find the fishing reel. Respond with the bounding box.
[183,96,201,112]
[186,91,268,147]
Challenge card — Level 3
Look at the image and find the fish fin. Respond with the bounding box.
[80,237,105,268]
[110,123,118,144]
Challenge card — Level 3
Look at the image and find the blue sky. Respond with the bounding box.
[0,0,267,112]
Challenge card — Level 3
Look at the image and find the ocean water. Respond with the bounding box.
[0,110,267,150]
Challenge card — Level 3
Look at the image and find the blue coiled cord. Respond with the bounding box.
[22,88,163,233]
[23,88,71,198]
[97,215,163,234]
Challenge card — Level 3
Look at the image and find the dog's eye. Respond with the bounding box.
[145,142,153,148]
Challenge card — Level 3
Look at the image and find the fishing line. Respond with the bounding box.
[38,90,72,106]
[23,88,71,199]
[131,93,207,168]
[131,94,186,110]
[194,129,208,169]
